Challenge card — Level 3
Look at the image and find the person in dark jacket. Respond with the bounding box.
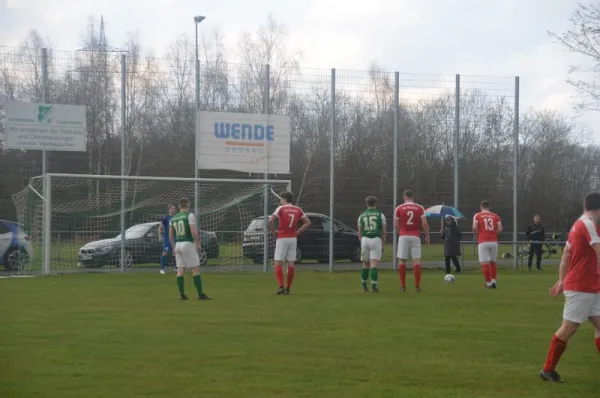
[441,215,462,274]
[526,214,545,271]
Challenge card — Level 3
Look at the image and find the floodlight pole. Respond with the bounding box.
[194,15,205,219]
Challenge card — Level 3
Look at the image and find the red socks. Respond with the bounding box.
[399,264,407,288]
[414,264,422,288]
[543,334,567,372]
[595,338,600,353]
[286,266,295,289]
[481,263,492,283]
[490,262,497,280]
[274,264,284,287]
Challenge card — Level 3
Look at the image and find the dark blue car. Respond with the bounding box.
[0,220,33,270]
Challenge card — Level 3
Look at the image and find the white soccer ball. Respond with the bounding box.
[444,274,455,284]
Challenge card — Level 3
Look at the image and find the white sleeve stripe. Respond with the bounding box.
[582,218,600,245]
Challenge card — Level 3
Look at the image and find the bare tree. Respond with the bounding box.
[549,3,600,112]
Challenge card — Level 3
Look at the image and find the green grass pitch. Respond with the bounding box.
[1,268,598,397]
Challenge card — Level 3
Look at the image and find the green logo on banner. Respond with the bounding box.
[37,105,52,123]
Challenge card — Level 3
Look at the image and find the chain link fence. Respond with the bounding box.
[2,45,596,274]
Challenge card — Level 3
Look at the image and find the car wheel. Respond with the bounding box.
[198,248,207,266]
[116,250,133,268]
[5,249,27,271]
[350,247,361,263]
[295,247,302,264]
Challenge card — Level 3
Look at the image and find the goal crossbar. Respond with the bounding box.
[45,173,291,186]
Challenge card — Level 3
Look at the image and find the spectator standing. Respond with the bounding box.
[526,214,545,271]
[441,215,462,274]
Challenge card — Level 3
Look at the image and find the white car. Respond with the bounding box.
[0,220,34,270]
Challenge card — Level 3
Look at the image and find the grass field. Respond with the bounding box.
[1,267,598,397]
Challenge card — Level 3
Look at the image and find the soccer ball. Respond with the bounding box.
[444,274,455,284]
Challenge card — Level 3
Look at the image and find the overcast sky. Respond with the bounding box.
[2,0,599,143]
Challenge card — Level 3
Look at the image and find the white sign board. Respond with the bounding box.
[5,102,86,151]
[196,111,291,174]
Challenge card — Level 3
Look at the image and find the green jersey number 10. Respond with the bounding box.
[172,219,186,236]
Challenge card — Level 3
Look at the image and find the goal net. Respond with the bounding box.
[12,174,290,275]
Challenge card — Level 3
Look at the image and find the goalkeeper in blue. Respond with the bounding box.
[358,196,386,292]
[158,204,177,274]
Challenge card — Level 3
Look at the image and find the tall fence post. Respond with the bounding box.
[194,24,201,222]
[329,68,336,273]
[263,64,270,273]
[41,47,48,275]
[513,76,520,270]
[454,74,460,209]
[393,72,399,272]
[43,174,51,275]
[120,54,127,271]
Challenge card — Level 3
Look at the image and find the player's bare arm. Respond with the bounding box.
[297,215,311,236]
[394,215,401,236]
[497,221,503,234]
[421,214,430,244]
[269,215,278,236]
[550,243,570,297]
[592,242,600,256]
[381,220,387,246]
[357,221,362,241]
[158,223,164,238]
[190,219,202,250]
[472,219,479,239]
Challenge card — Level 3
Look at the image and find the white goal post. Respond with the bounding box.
[12,173,290,275]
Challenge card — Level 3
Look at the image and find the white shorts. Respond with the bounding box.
[397,235,421,260]
[478,242,498,263]
[175,241,200,268]
[274,237,297,262]
[361,237,383,261]
[563,291,600,324]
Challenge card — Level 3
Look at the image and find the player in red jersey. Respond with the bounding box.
[472,200,503,288]
[539,192,600,383]
[269,191,311,295]
[394,189,430,292]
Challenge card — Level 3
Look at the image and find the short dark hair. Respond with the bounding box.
[281,191,293,204]
[480,200,490,209]
[584,192,600,211]
[179,198,190,208]
[168,204,176,209]
[365,196,377,207]
[403,189,413,199]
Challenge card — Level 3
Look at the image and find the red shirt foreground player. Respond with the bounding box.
[269,191,311,295]
[540,191,600,383]
[472,201,502,288]
[394,189,430,292]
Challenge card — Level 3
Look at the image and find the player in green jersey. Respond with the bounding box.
[357,196,387,292]
[169,198,211,300]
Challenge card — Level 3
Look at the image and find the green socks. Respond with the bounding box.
[177,276,184,295]
[361,268,369,289]
[193,274,203,296]
[370,267,378,287]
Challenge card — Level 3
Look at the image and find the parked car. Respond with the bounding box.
[242,212,361,264]
[77,222,219,268]
[0,220,33,271]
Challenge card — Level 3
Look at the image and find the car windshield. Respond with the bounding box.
[115,225,150,239]
[247,219,265,231]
